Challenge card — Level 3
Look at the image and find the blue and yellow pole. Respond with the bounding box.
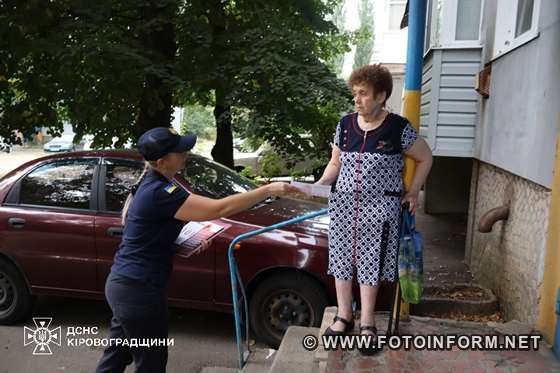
[399,0,427,320]
[538,133,560,349]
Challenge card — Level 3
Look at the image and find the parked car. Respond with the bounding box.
[43,135,84,152]
[0,150,393,347]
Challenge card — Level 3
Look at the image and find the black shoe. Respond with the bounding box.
[358,325,382,356]
[323,315,355,336]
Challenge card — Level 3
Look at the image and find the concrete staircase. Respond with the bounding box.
[200,324,324,373]
[200,305,401,373]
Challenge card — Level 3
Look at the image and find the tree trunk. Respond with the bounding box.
[135,1,177,139]
[211,87,234,169]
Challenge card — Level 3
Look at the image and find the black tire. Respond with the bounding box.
[249,272,328,348]
[0,259,32,324]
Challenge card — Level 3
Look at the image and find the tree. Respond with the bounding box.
[328,0,347,77]
[0,0,185,149]
[1,0,352,172]
[180,0,352,169]
[353,0,374,70]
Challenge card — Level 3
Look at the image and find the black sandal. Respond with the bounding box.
[323,315,355,336]
[358,325,382,356]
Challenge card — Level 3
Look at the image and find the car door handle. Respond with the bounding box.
[107,227,124,237]
[7,218,26,229]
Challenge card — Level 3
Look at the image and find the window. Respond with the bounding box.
[19,159,98,210]
[493,0,540,59]
[439,0,482,47]
[182,156,256,199]
[103,159,145,212]
[515,0,535,37]
[455,0,482,40]
[424,0,444,52]
[389,0,407,31]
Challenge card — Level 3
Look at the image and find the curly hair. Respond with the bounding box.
[348,64,393,105]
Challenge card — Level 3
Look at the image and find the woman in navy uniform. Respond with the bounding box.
[315,64,432,354]
[95,127,299,373]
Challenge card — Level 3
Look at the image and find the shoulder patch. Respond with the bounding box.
[164,182,178,194]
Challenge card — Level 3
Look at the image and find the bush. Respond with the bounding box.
[260,150,283,180]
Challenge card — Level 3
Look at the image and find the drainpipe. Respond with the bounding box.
[400,0,427,321]
[478,205,510,232]
[478,185,512,232]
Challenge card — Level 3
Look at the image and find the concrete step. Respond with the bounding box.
[200,367,239,373]
[315,306,398,373]
[199,347,276,373]
[200,326,320,373]
[410,283,499,317]
[315,307,340,373]
[241,348,276,373]
[269,326,320,373]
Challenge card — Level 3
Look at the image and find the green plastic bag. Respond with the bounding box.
[398,207,423,304]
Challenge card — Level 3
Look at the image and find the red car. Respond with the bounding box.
[0,150,392,347]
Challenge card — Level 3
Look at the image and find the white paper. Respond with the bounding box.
[175,221,225,246]
[175,222,205,244]
[291,181,331,198]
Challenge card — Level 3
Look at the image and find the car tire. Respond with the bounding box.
[249,272,328,348]
[0,259,33,325]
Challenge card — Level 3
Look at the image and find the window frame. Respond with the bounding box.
[4,157,101,214]
[492,0,541,60]
[424,0,436,54]
[98,157,146,215]
[441,0,484,48]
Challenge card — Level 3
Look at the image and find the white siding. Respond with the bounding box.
[421,48,482,157]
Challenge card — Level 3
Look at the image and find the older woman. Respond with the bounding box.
[316,64,432,354]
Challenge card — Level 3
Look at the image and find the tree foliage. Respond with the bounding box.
[353,0,374,71]
[0,0,352,171]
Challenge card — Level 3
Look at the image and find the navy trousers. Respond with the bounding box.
[95,272,169,373]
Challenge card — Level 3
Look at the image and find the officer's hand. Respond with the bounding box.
[265,182,303,198]
[196,238,212,254]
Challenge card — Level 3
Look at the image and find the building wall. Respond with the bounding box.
[371,0,408,64]
[467,161,551,325]
[474,0,560,188]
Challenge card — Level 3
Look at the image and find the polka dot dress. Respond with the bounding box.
[327,112,418,286]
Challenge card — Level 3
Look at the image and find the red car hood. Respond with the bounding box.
[229,197,330,236]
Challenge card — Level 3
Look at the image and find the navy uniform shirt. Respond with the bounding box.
[111,169,190,288]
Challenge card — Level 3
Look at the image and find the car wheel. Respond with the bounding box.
[0,259,32,325]
[249,272,328,348]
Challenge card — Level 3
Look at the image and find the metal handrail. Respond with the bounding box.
[227,207,329,369]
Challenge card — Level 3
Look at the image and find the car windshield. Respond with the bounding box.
[182,155,258,199]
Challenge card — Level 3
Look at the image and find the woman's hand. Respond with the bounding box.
[265,182,303,198]
[401,191,419,214]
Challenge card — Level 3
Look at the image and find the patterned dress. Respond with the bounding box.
[327,112,418,285]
